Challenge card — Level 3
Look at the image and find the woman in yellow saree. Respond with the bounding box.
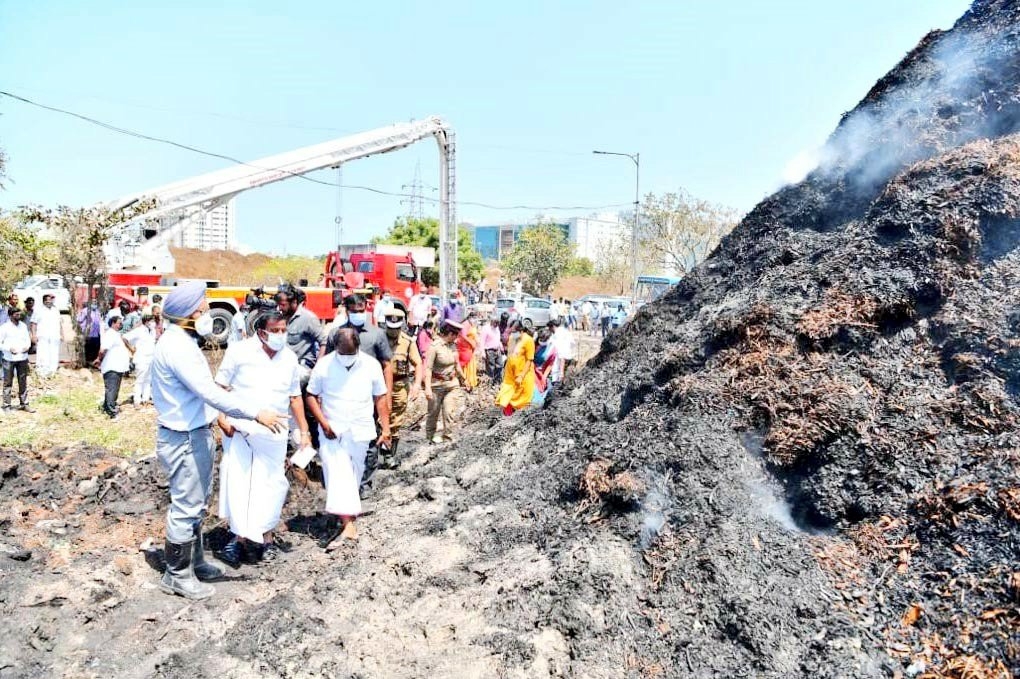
[495,323,535,415]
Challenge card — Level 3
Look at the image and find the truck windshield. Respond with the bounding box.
[396,263,416,282]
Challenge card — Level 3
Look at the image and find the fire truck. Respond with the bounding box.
[99,243,434,346]
[94,116,459,343]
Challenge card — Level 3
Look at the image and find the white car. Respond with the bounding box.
[518,297,552,329]
[14,275,72,312]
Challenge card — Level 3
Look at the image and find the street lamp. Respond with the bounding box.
[593,150,640,298]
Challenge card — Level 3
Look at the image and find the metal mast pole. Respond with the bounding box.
[437,129,458,300]
[593,149,641,298]
[632,153,640,300]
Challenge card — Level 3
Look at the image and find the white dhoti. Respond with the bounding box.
[318,429,369,517]
[36,336,61,377]
[218,423,289,543]
[133,358,152,403]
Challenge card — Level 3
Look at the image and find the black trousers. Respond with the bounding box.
[102,370,124,416]
[85,337,101,364]
[2,359,29,407]
[485,349,503,381]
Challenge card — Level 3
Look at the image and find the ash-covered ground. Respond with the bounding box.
[4,1,1020,677]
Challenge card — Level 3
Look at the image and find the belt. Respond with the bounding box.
[432,373,455,381]
[158,423,214,433]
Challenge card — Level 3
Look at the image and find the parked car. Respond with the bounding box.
[518,297,552,329]
[575,293,612,308]
[490,297,518,321]
[13,274,72,313]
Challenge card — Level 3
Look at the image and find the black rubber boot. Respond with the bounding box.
[159,539,215,600]
[192,524,225,581]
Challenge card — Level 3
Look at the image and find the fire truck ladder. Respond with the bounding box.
[106,116,460,300]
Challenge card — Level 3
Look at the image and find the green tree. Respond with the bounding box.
[565,256,595,277]
[0,211,58,296]
[502,223,574,296]
[18,201,154,366]
[373,216,483,285]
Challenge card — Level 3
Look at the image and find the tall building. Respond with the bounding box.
[470,214,625,262]
[566,213,627,261]
[471,222,570,261]
[177,199,237,251]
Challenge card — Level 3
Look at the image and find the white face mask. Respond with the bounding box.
[263,331,287,352]
[347,312,367,327]
[194,312,215,337]
[338,353,358,368]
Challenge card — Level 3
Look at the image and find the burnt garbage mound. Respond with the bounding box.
[442,2,1020,676]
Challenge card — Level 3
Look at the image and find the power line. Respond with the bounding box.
[4,86,609,156]
[0,90,631,212]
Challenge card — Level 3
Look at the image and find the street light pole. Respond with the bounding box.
[593,150,640,298]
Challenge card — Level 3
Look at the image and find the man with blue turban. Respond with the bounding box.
[151,280,285,599]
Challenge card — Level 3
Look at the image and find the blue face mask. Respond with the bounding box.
[348,312,367,327]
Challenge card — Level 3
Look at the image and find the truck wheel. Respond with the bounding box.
[206,307,233,347]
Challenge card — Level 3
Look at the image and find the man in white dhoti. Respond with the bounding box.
[30,294,62,378]
[305,327,390,546]
[214,311,310,566]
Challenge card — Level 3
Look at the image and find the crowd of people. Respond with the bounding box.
[1,279,610,601]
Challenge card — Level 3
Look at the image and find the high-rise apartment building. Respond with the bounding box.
[176,199,237,251]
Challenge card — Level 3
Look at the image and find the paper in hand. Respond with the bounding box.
[290,445,317,469]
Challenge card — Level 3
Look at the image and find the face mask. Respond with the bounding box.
[194,312,215,337]
[347,312,367,327]
[263,331,287,352]
[338,353,358,368]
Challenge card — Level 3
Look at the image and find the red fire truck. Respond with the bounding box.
[93,245,435,345]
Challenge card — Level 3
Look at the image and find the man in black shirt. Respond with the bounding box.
[323,294,393,398]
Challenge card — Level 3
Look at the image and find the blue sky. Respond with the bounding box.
[0,1,971,255]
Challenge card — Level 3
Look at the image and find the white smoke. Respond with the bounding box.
[638,474,671,549]
[783,28,1018,189]
[781,146,824,185]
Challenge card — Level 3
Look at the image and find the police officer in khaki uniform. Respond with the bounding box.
[382,309,423,467]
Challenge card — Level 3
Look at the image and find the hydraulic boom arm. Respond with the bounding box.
[106,116,458,298]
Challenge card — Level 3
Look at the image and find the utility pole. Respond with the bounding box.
[593,150,640,298]
[334,164,344,246]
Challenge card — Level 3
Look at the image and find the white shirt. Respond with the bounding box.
[151,324,258,432]
[215,337,300,435]
[99,327,132,373]
[31,305,62,339]
[123,324,156,363]
[552,326,576,360]
[0,321,31,361]
[408,294,432,325]
[307,351,387,442]
[228,310,246,344]
[580,301,594,317]
[373,297,394,323]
